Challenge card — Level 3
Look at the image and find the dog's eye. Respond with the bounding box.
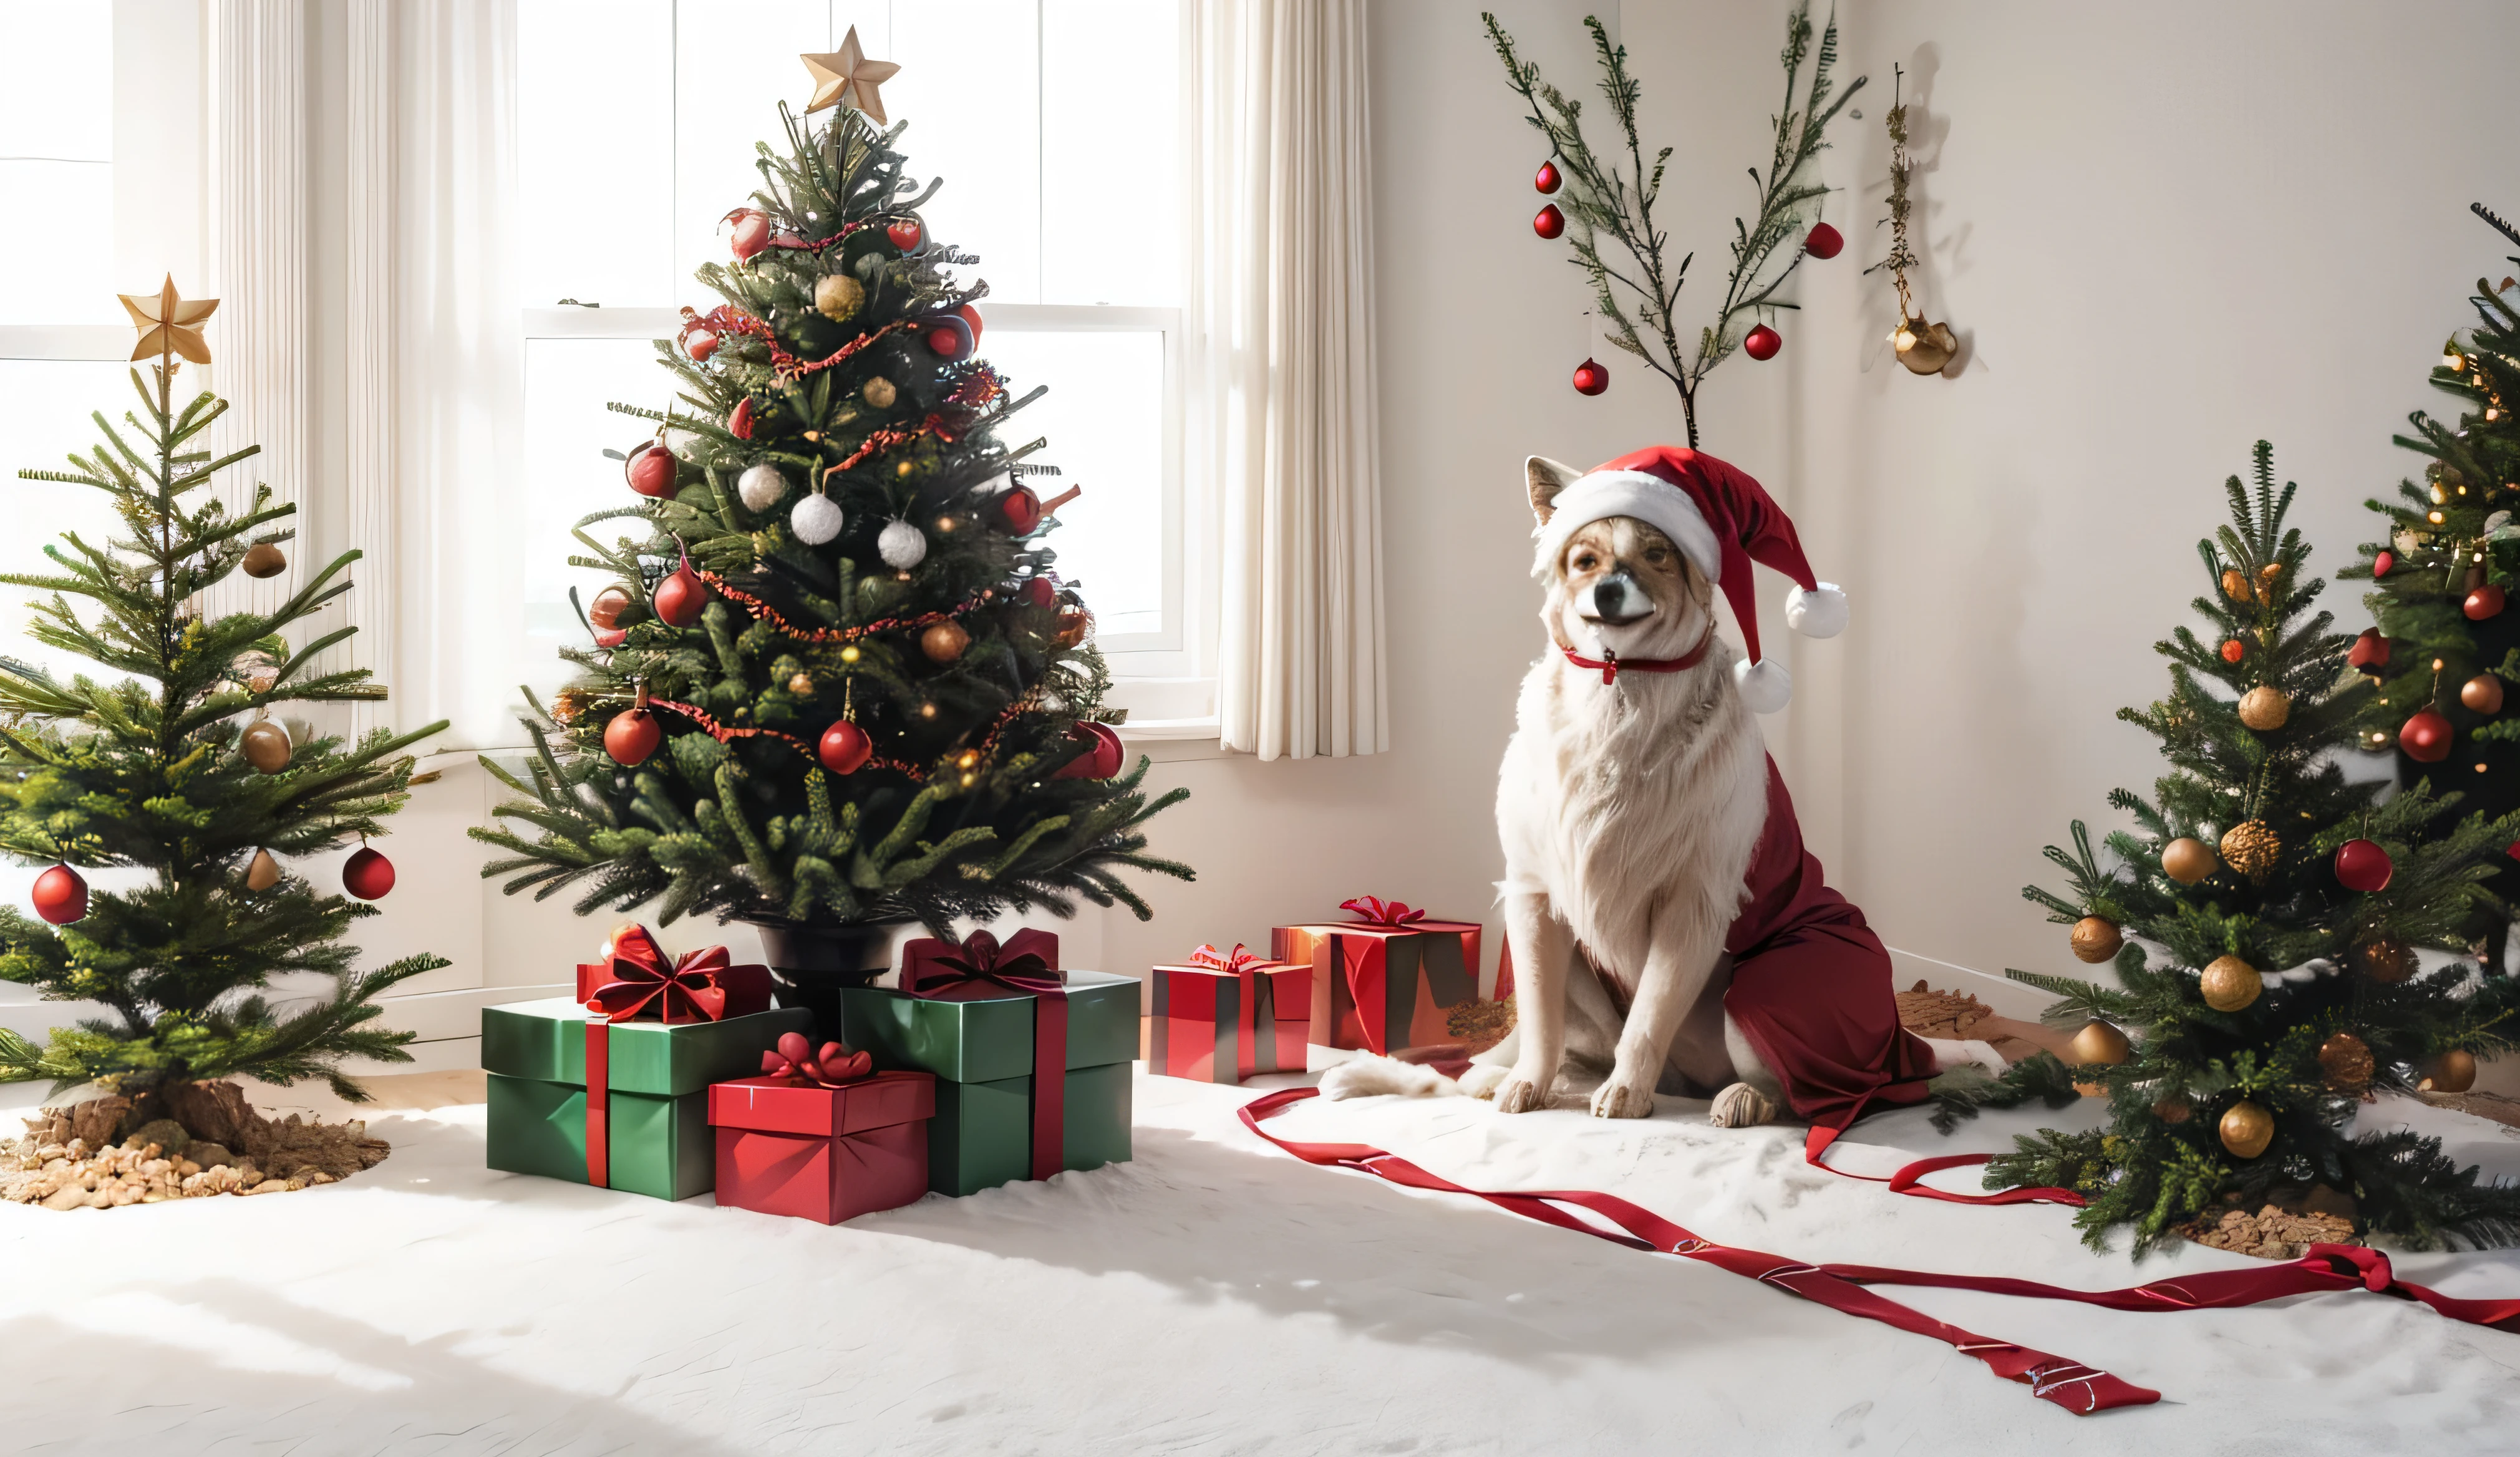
[1571,551,1597,571]
[1644,546,1670,564]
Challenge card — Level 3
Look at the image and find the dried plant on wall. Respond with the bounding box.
[1868,65,1957,375]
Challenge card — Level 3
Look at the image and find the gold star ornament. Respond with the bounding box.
[119,276,218,365]
[802,27,900,124]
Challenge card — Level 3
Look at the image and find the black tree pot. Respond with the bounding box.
[747,919,911,1038]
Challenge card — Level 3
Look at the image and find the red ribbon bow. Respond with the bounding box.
[1339,896,1427,929]
[913,929,1064,996]
[761,1032,873,1088]
[586,926,740,1024]
[1188,943,1266,973]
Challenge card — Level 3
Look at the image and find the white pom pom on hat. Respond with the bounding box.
[1529,446,1849,713]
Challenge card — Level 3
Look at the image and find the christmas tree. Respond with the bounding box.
[0,279,450,1113]
[1941,444,2520,1253]
[472,44,1190,969]
[2344,201,2520,966]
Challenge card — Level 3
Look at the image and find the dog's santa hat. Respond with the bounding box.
[1531,444,1846,713]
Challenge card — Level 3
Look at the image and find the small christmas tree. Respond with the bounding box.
[472,43,1190,966]
[1941,444,2520,1253]
[2345,201,2520,966]
[0,280,450,1113]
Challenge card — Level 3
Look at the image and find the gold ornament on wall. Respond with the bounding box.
[2199,954,2262,1012]
[2069,916,2123,964]
[1875,67,1956,377]
[2217,820,2280,881]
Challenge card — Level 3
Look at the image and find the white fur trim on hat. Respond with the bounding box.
[1733,657,1792,714]
[1531,470,1722,579]
[1785,581,1848,639]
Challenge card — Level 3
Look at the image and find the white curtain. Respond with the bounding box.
[1188,0,1387,761]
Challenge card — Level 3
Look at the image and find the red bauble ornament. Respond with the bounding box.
[2465,584,2506,621]
[653,557,710,627]
[995,485,1044,535]
[625,441,677,498]
[2334,838,2395,893]
[2347,627,2390,673]
[1571,357,1609,396]
[728,210,771,261]
[2373,551,2394,578]
[1534,159,1563,195]
[342,846,395,901]
[2219,639,2246,664]
[1052,721,1126,780]
[606,708,661,766]
[2401,707,2455,763]
[1020,576,1056,609]
[1533,203,1566,240]
[957,304,984,345]
[1743,324,1782,361]
[1803,222,1844,259]
[926,312,974,361]
[818,719,873,775]
[727,398,756,440]
[32,863,87,925]
[887,218,924,251]
[684,328,719,362]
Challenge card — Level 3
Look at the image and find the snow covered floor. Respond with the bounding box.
[4,1068,2518,1456]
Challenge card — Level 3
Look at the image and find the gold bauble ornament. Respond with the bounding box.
[920,621,971,663]
[1055,605,1092,648]
[2153,1096,2193,1125]
[2236,685,2291,732]
[2199,954,2262,1012]
[2317,1030,2374,1092]
[787,672,814,695]
[2218,1099,2275,1158]
[2069,916,2123,964]
[2217,820,2280,881]
[240,542,287,579]
[240,720,293,774]
[2462,673,2506,715]
[245,848,281,893]
[2422,1048,2478,1093]
[862,376,898,409]
[2350,936,2419,985]
[813,273,865,322]
[2220,568,2254,602]
[1892,316,1956,374]
[2068,1019,2133,1067]
[2161,836,2219,884]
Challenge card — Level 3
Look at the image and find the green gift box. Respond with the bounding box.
[482,996,810,1201]
[836,939,1136,1196]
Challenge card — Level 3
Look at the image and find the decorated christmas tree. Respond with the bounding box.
[472,41,1190,978]
[0,280,448,1113]
[1941,445,2520,1253]
[2344,201,2520,966]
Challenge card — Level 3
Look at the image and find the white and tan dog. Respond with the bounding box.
[1325,448,1995,1128]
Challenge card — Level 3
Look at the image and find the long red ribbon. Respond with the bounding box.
[584,1020,610,1189]
[1239,1088,2520,1413]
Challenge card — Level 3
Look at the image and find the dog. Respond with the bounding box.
[1323,448,1995,1130]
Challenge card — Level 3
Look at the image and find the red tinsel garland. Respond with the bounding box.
[695,571,987,646]
[646,684,1047,786]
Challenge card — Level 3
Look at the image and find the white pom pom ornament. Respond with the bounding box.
[791,492,845,546]
[1784,581,1848,639]
[1733,658,1793,714]
[877,518,928,569]
[738,462,788,512]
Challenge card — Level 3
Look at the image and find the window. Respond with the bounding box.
[511,1,1201,733]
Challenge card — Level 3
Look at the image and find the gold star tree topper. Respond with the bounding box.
[802,27,899,124]
[119,276,218,365]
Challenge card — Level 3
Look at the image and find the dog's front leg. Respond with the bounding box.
[1592,911,1723,1120]
[1490,888,1569,1115]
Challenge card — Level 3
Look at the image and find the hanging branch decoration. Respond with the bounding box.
[1483,5,1862,447]
[1865,66,1957,376]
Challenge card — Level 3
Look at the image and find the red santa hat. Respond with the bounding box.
[1530,445,1846,713]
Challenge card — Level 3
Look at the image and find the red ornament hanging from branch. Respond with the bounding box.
[1571,358,1608,396]
[32,863,87,924]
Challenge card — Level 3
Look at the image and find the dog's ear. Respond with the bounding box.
[1526,456,1583,524]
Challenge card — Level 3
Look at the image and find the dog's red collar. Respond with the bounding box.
[1562,624,1713,685]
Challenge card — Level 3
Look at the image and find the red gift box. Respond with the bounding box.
[1272,898,1483,1055]
[707,1068,936,1224]
[576,923,773,1023]
[1148,944,1311,1083]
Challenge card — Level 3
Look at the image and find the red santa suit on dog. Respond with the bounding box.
[1531,445,1939,1148]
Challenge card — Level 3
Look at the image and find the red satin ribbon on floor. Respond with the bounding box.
[1241,1088,2520,1413]
[1806,1125,2088,1207]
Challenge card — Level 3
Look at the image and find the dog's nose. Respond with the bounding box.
[1586,572,1652,625]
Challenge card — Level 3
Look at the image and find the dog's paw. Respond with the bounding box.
[1458,1063,1510,1100]
[1589,1073,1654,1120]
[1708,1082,1780,1128]
[1492,1071,1551,1114]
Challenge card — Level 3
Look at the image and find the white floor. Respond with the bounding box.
[3,1068,2518,1455]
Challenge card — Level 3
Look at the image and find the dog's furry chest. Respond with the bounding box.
[1497,655,1768,990]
